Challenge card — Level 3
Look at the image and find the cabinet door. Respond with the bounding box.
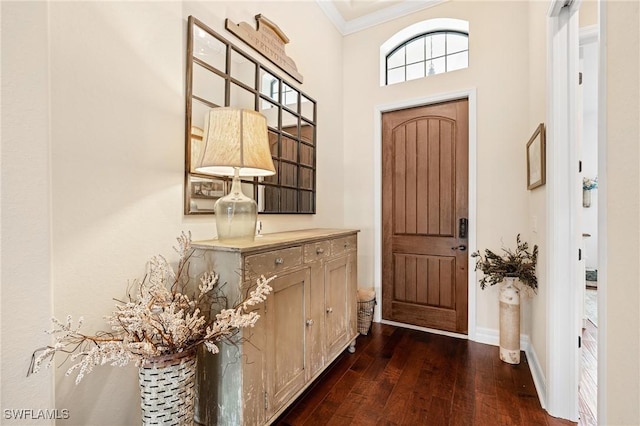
[265,268,311,418]
[324,256,351,360]
[307,261,326,379]
[347,252,357,338]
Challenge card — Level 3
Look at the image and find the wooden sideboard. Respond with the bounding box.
[192,228,359,425]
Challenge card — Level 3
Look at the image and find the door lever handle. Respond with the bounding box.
[452,245,467,251]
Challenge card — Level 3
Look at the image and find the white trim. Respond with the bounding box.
[546,0,581,421]
[372,88,478,340]
[314,0,347,34]
[315,0,448,36]
[380,17,469,53]
[580,24,599,45]
[381,319,469,340]
[379,18,469,86]
[473,326,499,347]
[474,327,529,349]
[525,341,548,410]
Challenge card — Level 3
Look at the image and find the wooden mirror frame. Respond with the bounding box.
[184,16,317,215]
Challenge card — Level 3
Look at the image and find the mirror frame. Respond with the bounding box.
[184,16,317,215]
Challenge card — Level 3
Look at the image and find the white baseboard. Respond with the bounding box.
[380,319,469,340]
[524,343,548,409]
[474,326,501,346]
[474,326,530,349]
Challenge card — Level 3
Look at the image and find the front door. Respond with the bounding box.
[381,99,469,333]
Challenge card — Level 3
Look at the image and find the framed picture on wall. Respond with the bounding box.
[527,123,546,190]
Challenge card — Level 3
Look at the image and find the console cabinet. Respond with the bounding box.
[193,229,358,425]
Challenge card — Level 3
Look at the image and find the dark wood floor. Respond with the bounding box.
[276,323,575,426]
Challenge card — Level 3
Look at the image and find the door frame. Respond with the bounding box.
[546,0,582,420]
[373,88,478,340]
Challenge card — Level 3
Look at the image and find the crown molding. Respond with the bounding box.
[316,0,448,36]
[315,1,348,34]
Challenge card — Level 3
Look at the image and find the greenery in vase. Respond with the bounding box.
[28,232,274,384]
[471,234,538,293]
[583,176,598,190]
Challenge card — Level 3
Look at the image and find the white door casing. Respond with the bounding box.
[546,0,582,420]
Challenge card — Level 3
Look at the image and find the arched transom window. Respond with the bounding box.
[381,18,469,86]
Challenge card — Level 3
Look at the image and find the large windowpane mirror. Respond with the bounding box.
[185,16,317,215]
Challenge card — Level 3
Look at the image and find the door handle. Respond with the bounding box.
[452,245,467,251]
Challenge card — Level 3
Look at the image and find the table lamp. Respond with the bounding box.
[195,108,275,242]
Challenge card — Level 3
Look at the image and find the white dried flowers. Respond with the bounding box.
[29,232,274,384]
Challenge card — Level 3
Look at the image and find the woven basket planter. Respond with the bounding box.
[357,299,376,335]
[356,287,376,336]
[139,349,197,426]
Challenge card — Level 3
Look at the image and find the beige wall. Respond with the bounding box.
[1,2,55,424]
[2,1,344,425]
[580,0,598,28]
[343,0,532,333]
[526,0,549,382]
[604,1,640,423]
[3,0,640,424]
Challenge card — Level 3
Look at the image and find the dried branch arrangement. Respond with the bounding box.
[28,232,274,384]
[471,234,538,293]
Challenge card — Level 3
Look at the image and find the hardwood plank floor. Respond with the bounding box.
[276,323,575,426]
[578,319,597,426]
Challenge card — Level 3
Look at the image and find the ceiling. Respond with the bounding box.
[317,0,447,35]
[331,0,407,21]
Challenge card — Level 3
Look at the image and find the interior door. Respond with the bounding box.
[381,99,469,333]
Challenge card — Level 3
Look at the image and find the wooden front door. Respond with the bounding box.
[382,99,469,333]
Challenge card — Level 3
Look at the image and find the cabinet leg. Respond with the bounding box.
[348,339,356,354]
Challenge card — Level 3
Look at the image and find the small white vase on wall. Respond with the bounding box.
[583,189,591,207]
[499,277,521,364]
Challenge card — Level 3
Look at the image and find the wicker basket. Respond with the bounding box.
[357,299,376,335]
[139,350,197,426]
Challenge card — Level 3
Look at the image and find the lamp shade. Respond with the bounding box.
[194,108,276,177]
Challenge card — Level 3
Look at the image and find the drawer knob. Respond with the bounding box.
[306,319,314,327]
[326,307,333,314]
[274,257,284,265]
[316,248,325,254]
[344,243,349,248]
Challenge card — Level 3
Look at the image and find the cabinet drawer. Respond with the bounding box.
[331,235,357,256]
[303,241,331,263]
[244,246,303,279]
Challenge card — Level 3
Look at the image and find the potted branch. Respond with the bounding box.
[29,232,274,425]
[471,235,538,364]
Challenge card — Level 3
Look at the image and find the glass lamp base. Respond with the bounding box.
[214,175,257,242]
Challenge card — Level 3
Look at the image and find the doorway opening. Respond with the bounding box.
[578,25,599,426]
